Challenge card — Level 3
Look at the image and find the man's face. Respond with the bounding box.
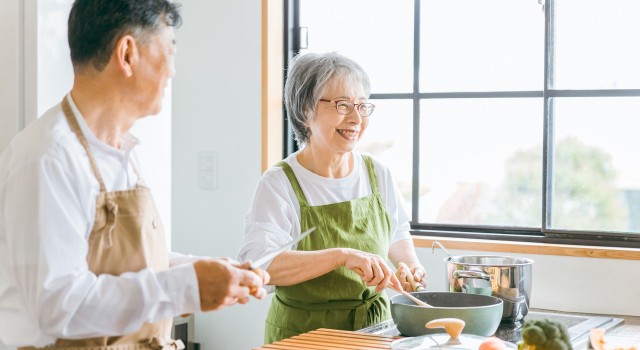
[132,24,176,117]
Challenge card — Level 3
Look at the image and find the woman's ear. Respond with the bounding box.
[114,35,139,77]
[303,109,313,127]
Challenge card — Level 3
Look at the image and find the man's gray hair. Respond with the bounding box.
[284,52,371,147]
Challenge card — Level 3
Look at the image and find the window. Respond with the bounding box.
[287,0,640,247]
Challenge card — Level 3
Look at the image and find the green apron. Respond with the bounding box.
[264,154,392,344]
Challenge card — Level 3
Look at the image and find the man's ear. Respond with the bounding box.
[114,35,139,77]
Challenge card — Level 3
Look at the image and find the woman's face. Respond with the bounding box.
[306,79,370,155]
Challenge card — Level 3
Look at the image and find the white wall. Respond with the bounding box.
[171,0,267,349]
[0,2,28,349]
[0,0,23,152]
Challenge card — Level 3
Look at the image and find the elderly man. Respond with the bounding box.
[0,1,268,349]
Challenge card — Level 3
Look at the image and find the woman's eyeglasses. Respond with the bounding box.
[319,99,375,117]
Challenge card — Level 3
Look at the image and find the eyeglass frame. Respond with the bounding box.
[318,99,376,117]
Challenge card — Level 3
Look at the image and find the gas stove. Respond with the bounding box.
[357,310,624,349]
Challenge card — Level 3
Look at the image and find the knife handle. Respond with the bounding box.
[249,267,267,295]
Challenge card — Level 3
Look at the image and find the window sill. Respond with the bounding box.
[412,235,640,260]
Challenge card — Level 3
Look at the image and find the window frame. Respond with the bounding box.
[278,0,640,249]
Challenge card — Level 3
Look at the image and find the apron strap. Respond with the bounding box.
[62,95,144,189]
[277,154,379,207]
[276,161,309,207]
[361,154,380,195]
[62,96,107,193]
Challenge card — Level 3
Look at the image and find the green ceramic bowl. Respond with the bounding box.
[390,291,503,337]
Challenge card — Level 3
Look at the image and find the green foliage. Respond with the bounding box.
[482,137,628,230]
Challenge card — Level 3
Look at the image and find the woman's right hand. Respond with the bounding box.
[396,261,426,292]
[341,248,402,293]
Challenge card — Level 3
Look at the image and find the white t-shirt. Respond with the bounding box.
[0,94,200,347]
[238,150,412,272]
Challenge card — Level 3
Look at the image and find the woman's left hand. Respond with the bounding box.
[396,262,427,292]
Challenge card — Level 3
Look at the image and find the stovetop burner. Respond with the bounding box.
[357,310,624,348]
[493,319,525,342]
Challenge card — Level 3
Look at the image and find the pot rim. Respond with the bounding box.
[390,291,504,309]
[445,255,534,266]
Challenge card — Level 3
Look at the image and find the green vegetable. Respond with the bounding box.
[518,319,572,350]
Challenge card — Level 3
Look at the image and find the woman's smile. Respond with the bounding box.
[337,128,360,141]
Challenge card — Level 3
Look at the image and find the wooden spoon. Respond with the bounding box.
[387,285,433,307]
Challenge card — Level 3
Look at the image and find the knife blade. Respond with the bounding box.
[250,226,317,269]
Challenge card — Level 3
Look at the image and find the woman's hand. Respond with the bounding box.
[342,248,402,293]
[396,262,427,292]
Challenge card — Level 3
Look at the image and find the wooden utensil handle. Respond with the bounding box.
[407,276,425,292]
[386,284,433,307]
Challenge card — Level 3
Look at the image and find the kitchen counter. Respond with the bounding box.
[357,309,640,349]
[537,309,640,346]
[597,314,640,348]
[252,312,639,350]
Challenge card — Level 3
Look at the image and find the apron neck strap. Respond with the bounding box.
[277,161,309,207]
[361,154,380,194]
[278,154,381,206]
[61,95,107,193]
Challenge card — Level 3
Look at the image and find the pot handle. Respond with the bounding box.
[453,270,491,281]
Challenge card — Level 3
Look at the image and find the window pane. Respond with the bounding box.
[420,0,544,92]
[299,0,413,93]
[551,97,640,233]
[553,0,640,89]
[419,98,543,226]
[357,99,413,212]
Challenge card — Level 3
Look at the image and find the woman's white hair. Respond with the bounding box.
[284,52,371,147]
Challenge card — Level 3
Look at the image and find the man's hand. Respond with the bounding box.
[193,258,270,311]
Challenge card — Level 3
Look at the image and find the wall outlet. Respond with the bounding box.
[198,152,217,189]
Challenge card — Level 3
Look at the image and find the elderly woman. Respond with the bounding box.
[238,52,426,343]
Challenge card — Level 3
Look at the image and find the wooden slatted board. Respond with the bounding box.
[253,328,397,350]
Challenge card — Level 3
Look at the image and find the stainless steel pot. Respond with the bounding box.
[445,255,533,321]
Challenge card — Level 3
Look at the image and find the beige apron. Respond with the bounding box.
[21,96,183,350]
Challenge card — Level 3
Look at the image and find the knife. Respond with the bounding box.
[250,226,317,270]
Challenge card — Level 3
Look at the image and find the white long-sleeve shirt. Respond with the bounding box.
[238,151,412,274]
[0,95,200,347]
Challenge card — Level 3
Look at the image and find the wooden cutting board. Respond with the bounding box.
[252,328,397,350]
